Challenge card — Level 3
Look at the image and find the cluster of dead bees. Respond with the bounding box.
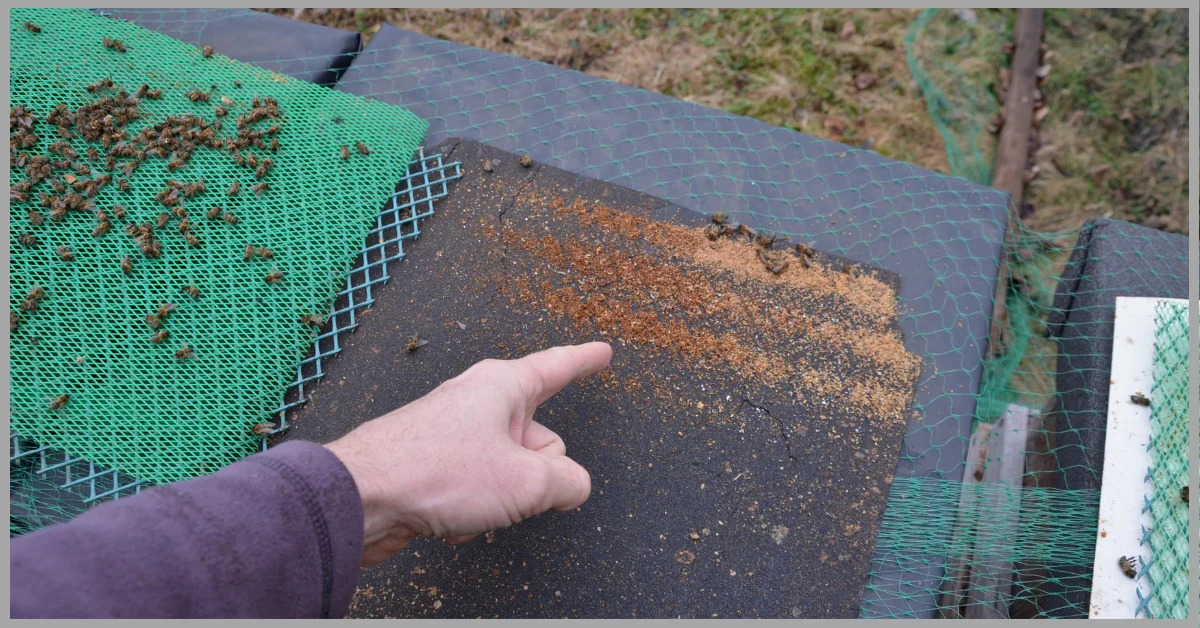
[703,212,861,278]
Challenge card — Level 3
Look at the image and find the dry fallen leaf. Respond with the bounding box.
[1033,106,1050,127]
[839,20,856,40]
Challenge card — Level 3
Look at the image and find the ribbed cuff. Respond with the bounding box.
[250,440,365,618]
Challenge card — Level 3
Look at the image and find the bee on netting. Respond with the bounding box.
[18,233,39,247]
[110,203,128,220]
[260,158,274,171]
[167,158,187,171]
[206,206,223,221]
[214,106,227,117]
[200,45,214,58]
[146,88,162,99]
[1182,486,1189,504]
[120,161,139,177]
[244,244,256,261]
[222,212,238,225]
[340,145,351,160]
[150,330,170,344]
[92,221,110,238]
[155,303,177,320]
[181,284,200,299]
[120,256,133,274]
[49,394,69,410]
[177,218,192,233]
[175,345,194,360]
[711,212,729,225]
[56,245,75,261]
[116,178,131,192]
[1130,392,1150,406]
[255,164,268,179]
[185,233,202,248]
[86,146,100,162]
[252,182,267,196]
[186,90,209,102]
[24,21,41,33]
[300,314,324,327]
[10,312,21,332]
[86,78,114,93]
[145,313,163,329]
[264,270,284,284]
[25,286,45,302]
[1118,555,1137,579]
[227,181,240,196]
[28,210,45,226]
[173,207,190,220]
[251,422,277,436]
[19,298,38,313]
[49,207,67,222]
[258,246,274,260]
[141,239,162,258]
[351,141,371,156]
[152,212,170,230]
[269,137,279,152]
[102,37,127,52]
[182,180,206,198]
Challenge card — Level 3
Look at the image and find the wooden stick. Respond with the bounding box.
[986,8,1044,359]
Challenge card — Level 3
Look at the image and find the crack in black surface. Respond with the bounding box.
[740,398,796,463]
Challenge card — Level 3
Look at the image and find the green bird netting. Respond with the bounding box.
[9,7,1192,620]
[1140,300,1190,619]
[9,8,427,484]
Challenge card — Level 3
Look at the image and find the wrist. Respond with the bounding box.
[325,439,410,546]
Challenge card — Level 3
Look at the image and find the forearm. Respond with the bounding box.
[9,441,364,619]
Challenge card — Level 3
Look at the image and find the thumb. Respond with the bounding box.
[538,454,592,513]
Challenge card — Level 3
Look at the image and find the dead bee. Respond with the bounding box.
[175,345,194,360]
[482,158,494,173]
[145,314,162,329]
[269,137,279,152]
[49,394,69,410]
[18,233,39,247]
[223,212,238,225]
[177,218,191,233]
[735,223,756,239]
[214,106,227,117]
[1130,392,1150,406]
[266,124,280,135]
[260,158,273,171]
[181,284,200,299]
[200,45,214,58]
[155,212,171,229]
[112,204,127,220]
[1182,486,1189,504]
[120,256,133,274]
[251,422,277,436]
[354,141,371,156]
[340,145,350,160]
[234,81,242,88]
[711,212,729,225]
[703,223,724,241]
[795,242,816,260]
[116,178,131,192]
[186,90,209,102]
[102,37,127,52]
[24,21,41,33]
[758,249,789,275]
[92,221,111,238]
[258,246,274,259]
[28,210,45,226]
[26,286,45,302]
[244,244,256,261]
[519,153,532,168]
[227,181,240,196]
[141,240,162,258]
[185,233,202,248]
[300,314,324,327]
[150,330,170,344]
[405,334,429,353]
[246,153,258,169]
[146,88,162,99]
[252,182,267,196]
[56,245,75,261]
[264,270,284,284]
[842,264,862,279]
[1118,555,1137,579]
[254,164,268,179]
[168,158,186,171]
[754,232,776,249]
[19,298,38,312]
[156,303,177,320]
[10,312,21,332]
[206,206,223,220]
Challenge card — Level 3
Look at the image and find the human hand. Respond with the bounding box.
[324,342,612,566]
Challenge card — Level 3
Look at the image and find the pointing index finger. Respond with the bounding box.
[512,342,613,408]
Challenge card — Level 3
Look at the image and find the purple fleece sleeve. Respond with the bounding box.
[9,440,364,619]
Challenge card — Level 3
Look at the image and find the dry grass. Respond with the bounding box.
[259,8,1188,236]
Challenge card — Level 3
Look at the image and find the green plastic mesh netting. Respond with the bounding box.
[1140,300,1190,619]
[8,8,1191,620]
[9,8,427,484]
